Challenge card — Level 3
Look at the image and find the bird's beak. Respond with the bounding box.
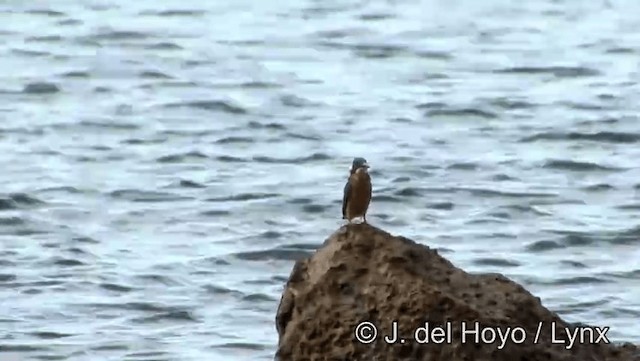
[363,162,370,169]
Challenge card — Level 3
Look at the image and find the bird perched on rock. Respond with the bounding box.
[342,157,372,223]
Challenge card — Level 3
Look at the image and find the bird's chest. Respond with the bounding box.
[350,174,371,199]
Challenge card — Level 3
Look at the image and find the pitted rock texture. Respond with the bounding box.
[275,223,639,361]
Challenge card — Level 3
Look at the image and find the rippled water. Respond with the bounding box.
[1,0,640,359]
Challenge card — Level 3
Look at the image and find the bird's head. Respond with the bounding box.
[351,157,370,174]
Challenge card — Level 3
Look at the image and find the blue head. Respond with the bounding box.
[350,157,370,173]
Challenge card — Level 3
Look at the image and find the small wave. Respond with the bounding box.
[61,70,90,78]
[522,131,640,144]
[447,162,478,170]
[94,86,111,93]
[486,210,511,220]
[494,66,600,78]
[91,344,129,351]
[100,282,134,293]
[553,227,640,246]
[583,183,614,192]
[557,100,609,111]
[123,351,170,360]
[202,284,242,296]
[0,274,16,282]
[280,94,320,108]
[242,293,276,302]
[560,260,587,268]
[556,299,610,315]
[611,225,640,245]
[236,80,281,89]
[542,159,622,172]
[146,42,183,50]
[389,117,413,124]
[456,187,557,199]
[13,48,49,57]
[466,217,508,225]
[562,232,594,247]
[215,136,254,144]
[394,187,423,197]
[139,70,173,79]
[121,137,167,145]
[206,193,278,202]
[252,153,330,164]
[0,193,44,210]
[426,202,454,210]
[0,344,48,352]
[0,216,26,226]
[163,100,247,114]
[133,274,181,287]
[416,101,446,110]
[26,35,63,43]
[526,240,565,252]
[86,301,196,322]
[195,257,231,268]
[415,50,452,60]
[606,47,635,54]
[73,236,99,244]
[424,107,497,119]
[131,310,198,324]
[58,18,81,26]
[50,257,85,267]
[257,231,282,240]
[232,247,312,262]
[176,179,206,189]
[109,189,191,203]
[358,12,394,21]
[200,209,230,216]
[247,121,286,130]
[616,203,640,210]
[287,243,319,250]
[287,197,311,204]
[312,29,358,39]
[603,308,640,318]
[50,120,139,131]
[551,276,610,285]
[392,176,411,183]
[141,9,206,17]
[501,204,549,216]
[302,204,329,214]
[213,342,265,351]
[473,258,520,267]
[25,9,66,16]
[84,30,152,41]
[23,82,60,94]
[488,97,537,110]
[601,269,640,280]
[156,151,208,163]
[324,42,408,59]
[216,155,246,163]
[30,331,73,339]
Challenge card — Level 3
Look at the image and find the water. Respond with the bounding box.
[1,0,640,360]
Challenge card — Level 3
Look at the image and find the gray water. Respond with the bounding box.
[1,0,640,360]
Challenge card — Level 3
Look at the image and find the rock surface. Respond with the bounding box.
[275,223,639,361]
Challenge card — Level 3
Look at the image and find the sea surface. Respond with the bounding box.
[1,0,640,360]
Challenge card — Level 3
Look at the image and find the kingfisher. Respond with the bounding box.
[342,157,372,223]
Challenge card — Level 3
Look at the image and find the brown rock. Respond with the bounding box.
[275,223,639,361]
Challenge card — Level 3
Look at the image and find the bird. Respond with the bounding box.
[342,157,372,223]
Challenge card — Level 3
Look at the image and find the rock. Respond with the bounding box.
[275,223,639,361]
